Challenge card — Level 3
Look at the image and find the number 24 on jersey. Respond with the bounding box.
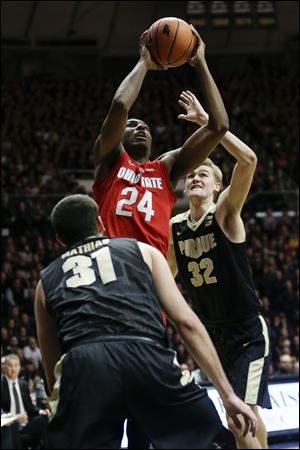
[115,187,154,222]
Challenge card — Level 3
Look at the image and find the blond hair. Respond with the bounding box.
[5,354,20,364]
[201,158,223,184]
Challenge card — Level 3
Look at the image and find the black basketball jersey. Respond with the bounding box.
[171,205,262,324]
[40,236,166,353]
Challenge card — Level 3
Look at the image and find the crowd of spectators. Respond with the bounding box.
[1,55,299,385]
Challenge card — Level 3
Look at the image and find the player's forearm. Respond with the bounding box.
[194,60,229,132]
[220,131,257,167]
[195,115,257,168]
[42,357,56,396]
[112,59,148,111]
[177,317,234,401]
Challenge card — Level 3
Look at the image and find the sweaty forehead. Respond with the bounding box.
[189,166,211,176]
[127,119,148,127]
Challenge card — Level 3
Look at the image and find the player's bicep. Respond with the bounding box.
[94,101,127,167]
[170,126,224,183]
[158,148,181,178]
[221,162,256,214]
[167,223,178,277]
[149,246,194,325]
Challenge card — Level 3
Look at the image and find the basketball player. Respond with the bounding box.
[34,194,257,449]
[92,27,229,258]
[168,91,271,449]
[93,28,229,447]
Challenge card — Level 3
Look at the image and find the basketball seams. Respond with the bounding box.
[169,33,195,65]
[167,18,180,65]
[147,17,195,68]
[155,20,164,66]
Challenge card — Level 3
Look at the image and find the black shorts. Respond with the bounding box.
[47,338,224,449]
[206,314,271,408]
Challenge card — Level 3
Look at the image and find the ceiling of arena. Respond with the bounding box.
[1,1,299,54]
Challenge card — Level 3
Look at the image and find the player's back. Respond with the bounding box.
[40,236,166,353]
[92,151,176,256]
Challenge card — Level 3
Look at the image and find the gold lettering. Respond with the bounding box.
[208,233,217,249]
[201,235,210,253]
[178,241,185,255]
[179,233,217,258]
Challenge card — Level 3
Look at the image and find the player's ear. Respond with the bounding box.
[55,234,66,247]
[214,182,221,193]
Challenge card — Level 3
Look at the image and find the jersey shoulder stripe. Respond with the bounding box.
[170,210,189,225]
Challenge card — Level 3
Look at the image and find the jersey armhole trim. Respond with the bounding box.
[134,241,155,280]
[157,160,177,202]
[92,150,127,188]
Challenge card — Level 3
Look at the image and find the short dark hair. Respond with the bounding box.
[51,195,99,246]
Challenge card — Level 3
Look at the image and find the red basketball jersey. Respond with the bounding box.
[92,151,177,257]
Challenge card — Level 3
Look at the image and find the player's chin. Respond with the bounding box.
[131,141,149,153]
[187,188,204,198]
[188,191,204,200]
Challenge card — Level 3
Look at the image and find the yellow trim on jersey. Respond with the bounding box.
[170,204,216,234]
[47,354,66,421]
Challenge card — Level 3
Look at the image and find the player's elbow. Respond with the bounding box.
[248,151,257,167]
[240,149,257,169]
[111,97,129,113]
[176,314,200,337]
[208,117,229,135]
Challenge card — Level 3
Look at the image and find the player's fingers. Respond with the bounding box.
[250,416,258,438]
[189,24,200,43]
[178,99,188,108]
[186,90,195,97]
[242,416,250,437]
[139,30,148,47]
[185,90,194,99]
[180,92,189,101]
[139,30,148,40]
[231,415,242,429]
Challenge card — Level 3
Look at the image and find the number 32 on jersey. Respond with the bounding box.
[188,258,218,287]
[115,187,154,222]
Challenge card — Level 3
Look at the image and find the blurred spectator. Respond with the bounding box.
[1,55,298,383]
[23,337,42,370]
[1,354,49,449]
[272,354,295,377]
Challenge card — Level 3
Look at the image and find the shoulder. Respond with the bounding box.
[155,148,181,174]
[170,211,189,226]
[94,148,127,183]
[2,376,8,388]
[137,241,166,265]
[19,378,29,390]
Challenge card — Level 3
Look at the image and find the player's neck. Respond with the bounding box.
[128,150,149,164]
[189,199,214,223]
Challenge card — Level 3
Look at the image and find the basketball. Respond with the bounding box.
[146,17,197,68]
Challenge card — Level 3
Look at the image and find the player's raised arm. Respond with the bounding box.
[216,134,257,214]
[162,27,229,188]
[178,90,257,238]
[94,32,163,180]
[139,242,257,438]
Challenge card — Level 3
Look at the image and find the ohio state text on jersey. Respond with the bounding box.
[93,151,177,256]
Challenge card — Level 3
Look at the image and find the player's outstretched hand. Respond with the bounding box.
[223,393,258,438]
[178,90,208,126]
[139,31,167,71]
[188,25,205,66]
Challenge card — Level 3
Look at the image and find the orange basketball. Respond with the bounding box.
[146,17,197,68]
